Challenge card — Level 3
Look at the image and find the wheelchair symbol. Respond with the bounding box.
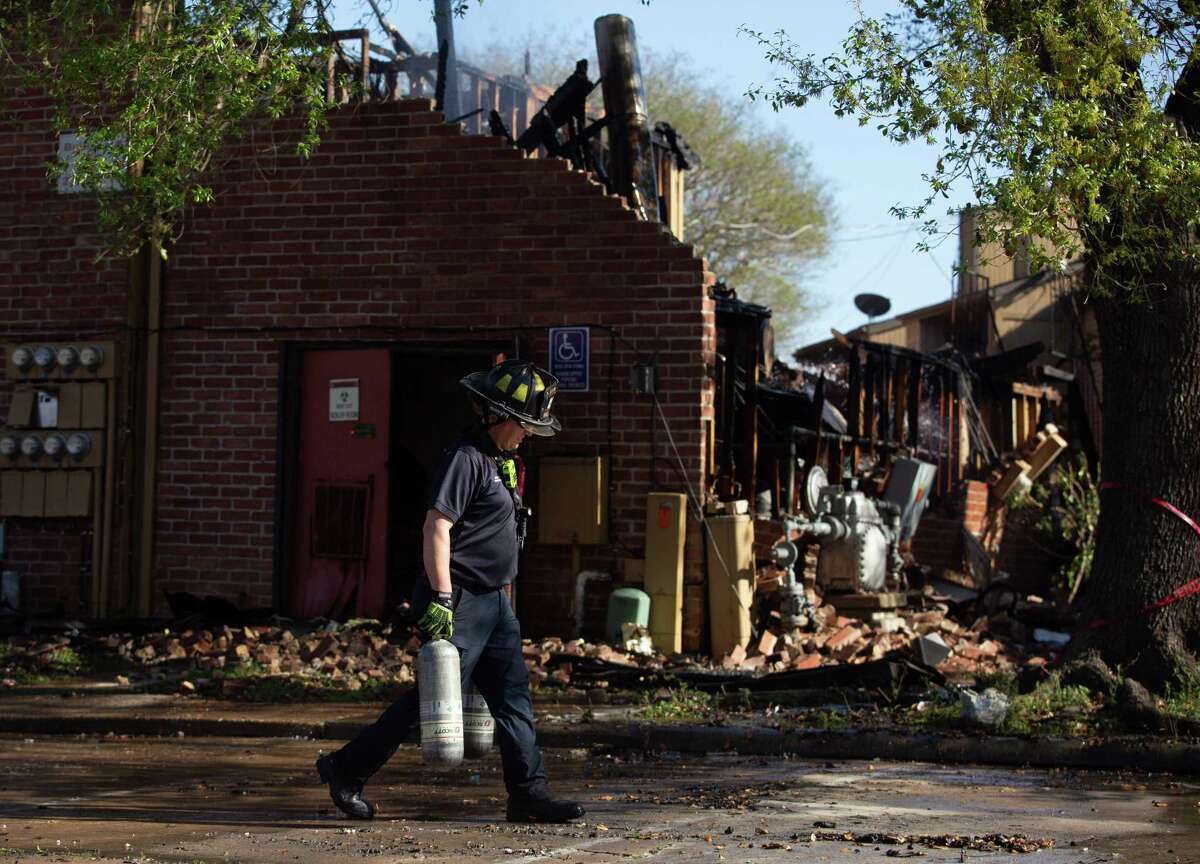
[555,331,581,362]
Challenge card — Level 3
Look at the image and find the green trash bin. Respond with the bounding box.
[605,587,651,645]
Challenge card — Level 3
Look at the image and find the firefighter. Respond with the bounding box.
[316,359,585,824]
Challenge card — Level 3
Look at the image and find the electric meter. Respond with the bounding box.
[32,346,56,370]
[79,345,104,370]
[0,436,16,458]
[56,346,79,371]
[11,347,32,371]
[20,435,42,458]
[43,434,66,458]
[66,432,91,459]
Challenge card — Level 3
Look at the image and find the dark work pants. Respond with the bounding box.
[330,584,548,798]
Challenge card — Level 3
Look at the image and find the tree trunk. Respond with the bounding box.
[1067,272,1200,691]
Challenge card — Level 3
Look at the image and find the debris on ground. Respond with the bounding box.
[798,830,1054,854]
[715,574,1060,683]
[0,564,1070,699]
[0,588,1061,698]
[960,687,1011,728]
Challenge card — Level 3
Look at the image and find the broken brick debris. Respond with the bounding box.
[712,582,1059,681]
[0,580,1061,696]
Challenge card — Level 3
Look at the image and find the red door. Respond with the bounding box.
[293,348,390,619]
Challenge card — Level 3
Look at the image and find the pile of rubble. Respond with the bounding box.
[0,586,1060,695]
[718,584,1057,682]
[0,622,424,694]
[0,621,668,696]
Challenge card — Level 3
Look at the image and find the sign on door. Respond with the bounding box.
[328,379,360,422]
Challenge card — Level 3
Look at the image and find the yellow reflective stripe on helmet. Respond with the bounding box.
[495,373,513,393]
[533,373,545,392]
[512,382,529,402]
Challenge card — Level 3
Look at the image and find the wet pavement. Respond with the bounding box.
[0,733,1196,863]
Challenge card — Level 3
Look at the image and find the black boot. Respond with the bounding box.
[316,754,375,820]
[506,793,585,823]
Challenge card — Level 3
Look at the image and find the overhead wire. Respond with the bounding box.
[651,391,752,617]
[827,223,920,332]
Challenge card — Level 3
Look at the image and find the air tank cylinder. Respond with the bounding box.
[417,639,464,766]
[462,682,494,759]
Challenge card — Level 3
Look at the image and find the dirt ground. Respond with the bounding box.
[0,733,1196,863]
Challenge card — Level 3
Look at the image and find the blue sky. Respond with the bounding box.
[332,1,963,349]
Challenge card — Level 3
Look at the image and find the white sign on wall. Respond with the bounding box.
[56,132,125,195]
[328,379,360,422]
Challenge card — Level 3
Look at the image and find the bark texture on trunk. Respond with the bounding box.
[1068,274,1200,690]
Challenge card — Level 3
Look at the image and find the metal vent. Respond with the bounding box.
[311,482,370,559]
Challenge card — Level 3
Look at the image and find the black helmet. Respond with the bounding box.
[460,359,561,437]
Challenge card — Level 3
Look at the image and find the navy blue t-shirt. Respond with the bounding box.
[427,433,518,591]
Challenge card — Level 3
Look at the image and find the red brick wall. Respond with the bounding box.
[159,100,715,644]
[963,480,988,537]
[993,507,1064,594]
[910,512,965,578]
[0,93,715,645]
[0,72,129,616]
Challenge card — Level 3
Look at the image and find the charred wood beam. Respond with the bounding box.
[365,0,416,57]
[847,348,862,472]
[907,358,922,448]
[894,357,908,443]
[434,38,448,113]
[864,353,878,455]
[488,109,513,144]
[879,352,892,446]
[515,59,597,165]
[810,373,827,478]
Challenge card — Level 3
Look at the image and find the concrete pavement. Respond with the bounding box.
[4,691,1200,774]
[0,732,1197,863]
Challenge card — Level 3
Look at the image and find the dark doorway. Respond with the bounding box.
[386,346,503,604]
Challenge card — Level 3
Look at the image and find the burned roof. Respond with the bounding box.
[711,281,771,320]
[653,121,699,171]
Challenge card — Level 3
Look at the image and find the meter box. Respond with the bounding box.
[5,341,116,381]
[0,431,103,518]
[0,343,112,520]
[0,431,102,469]
[0,470,91,518]
[5,383,107,429]
[537,456,607,545]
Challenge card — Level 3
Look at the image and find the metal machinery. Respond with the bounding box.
[770,459,936,628]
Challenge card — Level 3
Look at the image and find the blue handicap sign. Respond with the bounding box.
[548,327,589,392]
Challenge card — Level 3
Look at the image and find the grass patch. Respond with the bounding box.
[786,707,855,730]
[46,646,83,673]
[972,671,1019,698]
[906,675,1102,735]
[221,660,266,679]
[1164,667,1200,721]
[638,683,715,722]
[907,698,961,730]
[0,639,139,685]
[0,642,86,684]
[1002,674,1096,734]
